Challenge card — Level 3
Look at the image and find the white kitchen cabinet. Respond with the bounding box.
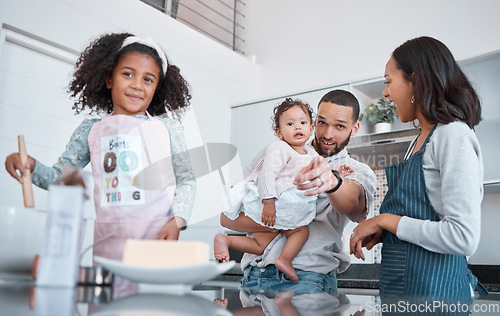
[461,51,500,187]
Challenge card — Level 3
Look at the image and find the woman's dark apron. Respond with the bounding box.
[379,125,487,301]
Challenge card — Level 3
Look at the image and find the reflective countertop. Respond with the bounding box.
[1,274,499,315]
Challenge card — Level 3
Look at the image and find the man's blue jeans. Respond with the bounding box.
[241,264,338,296]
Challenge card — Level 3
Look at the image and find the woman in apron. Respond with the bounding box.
[349,36,487,304]
[5,33,196,262]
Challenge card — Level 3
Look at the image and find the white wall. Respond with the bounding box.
[242,0,500,98]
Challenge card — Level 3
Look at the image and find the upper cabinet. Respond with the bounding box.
[461,51,500,187]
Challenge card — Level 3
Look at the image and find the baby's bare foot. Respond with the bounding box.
[213,233,230,262]
[275,258,298,283]
[213,298,228,309]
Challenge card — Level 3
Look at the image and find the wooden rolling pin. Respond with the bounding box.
[18,135,35,208]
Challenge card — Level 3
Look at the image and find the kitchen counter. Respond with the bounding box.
[336,263,500,293]
[225,259,500,292]
[1,274,499,315]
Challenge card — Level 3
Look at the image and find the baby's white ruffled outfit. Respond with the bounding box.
[224,140,318,230]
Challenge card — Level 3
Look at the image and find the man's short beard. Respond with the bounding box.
[314,132,351,157]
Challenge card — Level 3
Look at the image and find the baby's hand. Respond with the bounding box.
[338,165,353,178]
[261,199,276,227]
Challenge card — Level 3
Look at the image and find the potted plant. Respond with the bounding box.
[359,97,397,133]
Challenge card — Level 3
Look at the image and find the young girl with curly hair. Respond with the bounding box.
[5,33,196,261]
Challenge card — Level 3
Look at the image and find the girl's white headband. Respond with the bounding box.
[120,35,168,76]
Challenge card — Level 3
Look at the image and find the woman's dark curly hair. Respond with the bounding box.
[68,33,191,116]
[272,98,313,130]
